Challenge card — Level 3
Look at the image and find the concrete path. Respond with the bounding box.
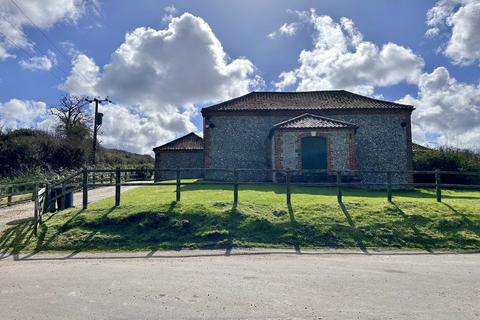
[0,249,479,319]
[0,185,141,230]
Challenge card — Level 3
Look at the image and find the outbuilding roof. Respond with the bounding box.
[153,132,203,152]
[202,90,414,114]
[273,113,357,130]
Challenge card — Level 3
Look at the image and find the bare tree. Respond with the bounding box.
[50,95,92,141]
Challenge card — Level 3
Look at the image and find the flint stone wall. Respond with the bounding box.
[154,150,204,181]
[204,111,412,186]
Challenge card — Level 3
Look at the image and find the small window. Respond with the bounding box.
[401,121,407,128]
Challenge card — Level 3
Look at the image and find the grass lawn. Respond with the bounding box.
[0,193,33,206]
[1,183,479,253]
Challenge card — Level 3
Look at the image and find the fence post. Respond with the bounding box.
[435,169,442,202]
[44,184,50,212]
[115,168,121,206]
[286,170,291,206]
[176,168,181,202]
[33,184,38,237]
[47,184,55,213]
[387,171,392,203]
[336,170,342,203]
[110,172,113,184]
[7,186,12,206]
[82,169,88,209]
[233,169,239,204]
[60,181,66,210]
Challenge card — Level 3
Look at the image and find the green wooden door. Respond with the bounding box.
[301,137,327,170]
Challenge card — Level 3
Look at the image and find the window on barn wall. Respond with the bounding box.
[301,136,327,170]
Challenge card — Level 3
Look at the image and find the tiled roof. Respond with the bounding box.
[273,114,357,130]
[153,132,203,152]
[202,90,414,113]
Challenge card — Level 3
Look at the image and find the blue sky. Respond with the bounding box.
[0,0,479,153]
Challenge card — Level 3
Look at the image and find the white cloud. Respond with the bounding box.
[268,22,299,39]
[97,103,197,154]
[19,50,56,71]
[62,12,260,154]
[60,41,82,57]
[426,0,480,65]
[61,54,99,95]
[0,99,48,130]
[398,67,480,150]
[275,71,297,91]
[162,5,178,23]
[0,0,92,60]
[274,11,424,95]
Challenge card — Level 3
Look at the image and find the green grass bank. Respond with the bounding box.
[1,183,479,253]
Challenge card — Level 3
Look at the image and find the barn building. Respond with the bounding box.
[153,132,203,181]
[153,90,414,185]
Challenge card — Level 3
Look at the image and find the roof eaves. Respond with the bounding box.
[152,132,203,152]
[272,113,358,130]
[201,92,255,115]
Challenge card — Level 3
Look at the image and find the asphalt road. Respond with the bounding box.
[1,249,479,319]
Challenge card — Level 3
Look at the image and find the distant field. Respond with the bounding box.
[1,183,479,253]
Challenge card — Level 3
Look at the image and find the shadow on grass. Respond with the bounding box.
[391,202,434,253]
[338,201,369,254]
[0,220,34,258]
[442,202,480,238]
[287,203,301,254]
[2,193,480,259]
[1,200,320,258]
[53,207,119,260]
[1,208,90,260]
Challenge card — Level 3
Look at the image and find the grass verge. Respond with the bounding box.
[1,183,479,253]
[0,193,32,206]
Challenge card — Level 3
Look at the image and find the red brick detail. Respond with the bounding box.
[273,129,357,174]
[274,132,283,170]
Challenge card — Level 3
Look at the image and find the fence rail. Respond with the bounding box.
[1,167,479,238]
[78,167,479,210]
[0,181,39,207]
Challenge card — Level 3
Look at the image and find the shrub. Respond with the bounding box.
[413,146,480,185]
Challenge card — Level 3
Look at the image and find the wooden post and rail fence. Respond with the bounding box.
[0,168,479,238]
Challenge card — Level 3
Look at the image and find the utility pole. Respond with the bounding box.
[85,97,112,165]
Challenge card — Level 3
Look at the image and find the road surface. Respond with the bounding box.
[0,249,479,319]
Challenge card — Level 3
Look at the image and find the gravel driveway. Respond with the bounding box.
[0,184,141,230]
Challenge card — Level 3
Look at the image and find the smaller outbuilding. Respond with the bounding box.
[153,132,204,181]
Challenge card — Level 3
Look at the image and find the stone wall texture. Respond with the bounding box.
[204,111,412,185]
[154,150,204,181]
